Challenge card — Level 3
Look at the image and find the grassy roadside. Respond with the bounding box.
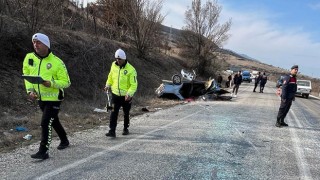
[0,96,182,153]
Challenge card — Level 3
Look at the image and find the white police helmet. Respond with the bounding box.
[115,49,126,60]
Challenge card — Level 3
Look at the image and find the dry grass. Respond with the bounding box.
[0,94,182,153]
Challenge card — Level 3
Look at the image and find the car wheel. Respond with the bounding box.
[172,74,182,85]
[305,94,309,99]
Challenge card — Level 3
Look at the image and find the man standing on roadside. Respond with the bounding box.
[23,33,71,160]
[253,71,261,92]
[217,74,223,86]
[259,72,268,93]
[226,74,232,88]
[231,71,242,97]
[275,65,298,127]
[104,48,138,137]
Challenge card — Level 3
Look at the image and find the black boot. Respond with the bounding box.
[122,128,129,135]
[105,130,116,137]
[280,119,288,126]
[31,146,49,160]
[275,118,281,127]
[57,139,70,150]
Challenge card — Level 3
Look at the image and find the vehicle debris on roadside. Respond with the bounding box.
[155,69,232,101]
[23,134,32,140]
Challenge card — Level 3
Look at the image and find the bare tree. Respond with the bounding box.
[125,0,165,58]
[178,0,231,76]
[0,0,12,15]
[93,0,128,40]
[4,0,66,34]
[0,0,4,14]
[95,0,165,58]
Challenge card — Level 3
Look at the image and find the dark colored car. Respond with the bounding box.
[242,70,251,83]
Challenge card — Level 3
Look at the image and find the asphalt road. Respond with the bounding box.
[1,82,320,180]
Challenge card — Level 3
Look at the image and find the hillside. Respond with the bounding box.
[0,15,188,151]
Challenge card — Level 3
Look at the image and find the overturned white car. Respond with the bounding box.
[155,69,232,100]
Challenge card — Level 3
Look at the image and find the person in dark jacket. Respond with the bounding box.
[253,71,261,92]
[226,74,232,88]
[275,65,298,127]
[231,71,242,97]
[217,74,223,86]
[259,72,268,93]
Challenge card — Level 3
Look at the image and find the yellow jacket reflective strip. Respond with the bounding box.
[22,52,71,101]
[106,61,138,97]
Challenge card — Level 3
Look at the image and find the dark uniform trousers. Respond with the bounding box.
[260,84,265,92]
[253,82,259,91]
[276,98,293,121]
[38,101,68,152]
[110,93,132,131]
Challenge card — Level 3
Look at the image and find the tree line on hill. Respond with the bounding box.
[0,0,231,77]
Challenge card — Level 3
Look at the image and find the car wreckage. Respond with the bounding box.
[155,69,232,100]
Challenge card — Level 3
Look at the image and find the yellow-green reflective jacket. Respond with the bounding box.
[22,52,71,101]
[106,61,138,97]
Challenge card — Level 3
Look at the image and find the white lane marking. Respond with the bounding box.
[283,146,294,153]
[315,144,320,148]
[274,87,313,179]
[36,109,203,180]
[289,110,313,180]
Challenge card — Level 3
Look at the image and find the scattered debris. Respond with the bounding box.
[141,107,149,112]
[23,134,32,140]
[93,108,107,113]
[226,150,235,156]
[15,126,28,132]
[185,98,195,102]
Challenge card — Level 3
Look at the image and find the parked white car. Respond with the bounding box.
[296,80,312,99]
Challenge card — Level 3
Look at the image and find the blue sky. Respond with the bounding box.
[86,0,320,78]
[161,0,320,78]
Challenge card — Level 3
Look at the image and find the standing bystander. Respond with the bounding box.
[275,65,298,127]
[231,71,242,97]
[253,71,261,92]
[217,74,223,87]
[259,72,268,93]
[226,74,232,88]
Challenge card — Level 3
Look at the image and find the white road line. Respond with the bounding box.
[289,110,313,180]
[274,86,313,179]
[36,109,203,180]
[283,146,294,153]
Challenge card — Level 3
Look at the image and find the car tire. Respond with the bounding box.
[172,74,182,85]
[305,94,309,99]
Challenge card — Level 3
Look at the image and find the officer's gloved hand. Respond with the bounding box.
[104,86,110,92]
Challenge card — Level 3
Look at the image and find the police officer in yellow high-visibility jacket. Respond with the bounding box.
[104,49,138,137]
[22,33,71,160]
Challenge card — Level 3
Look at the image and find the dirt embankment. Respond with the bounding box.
[0,15,187,152]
